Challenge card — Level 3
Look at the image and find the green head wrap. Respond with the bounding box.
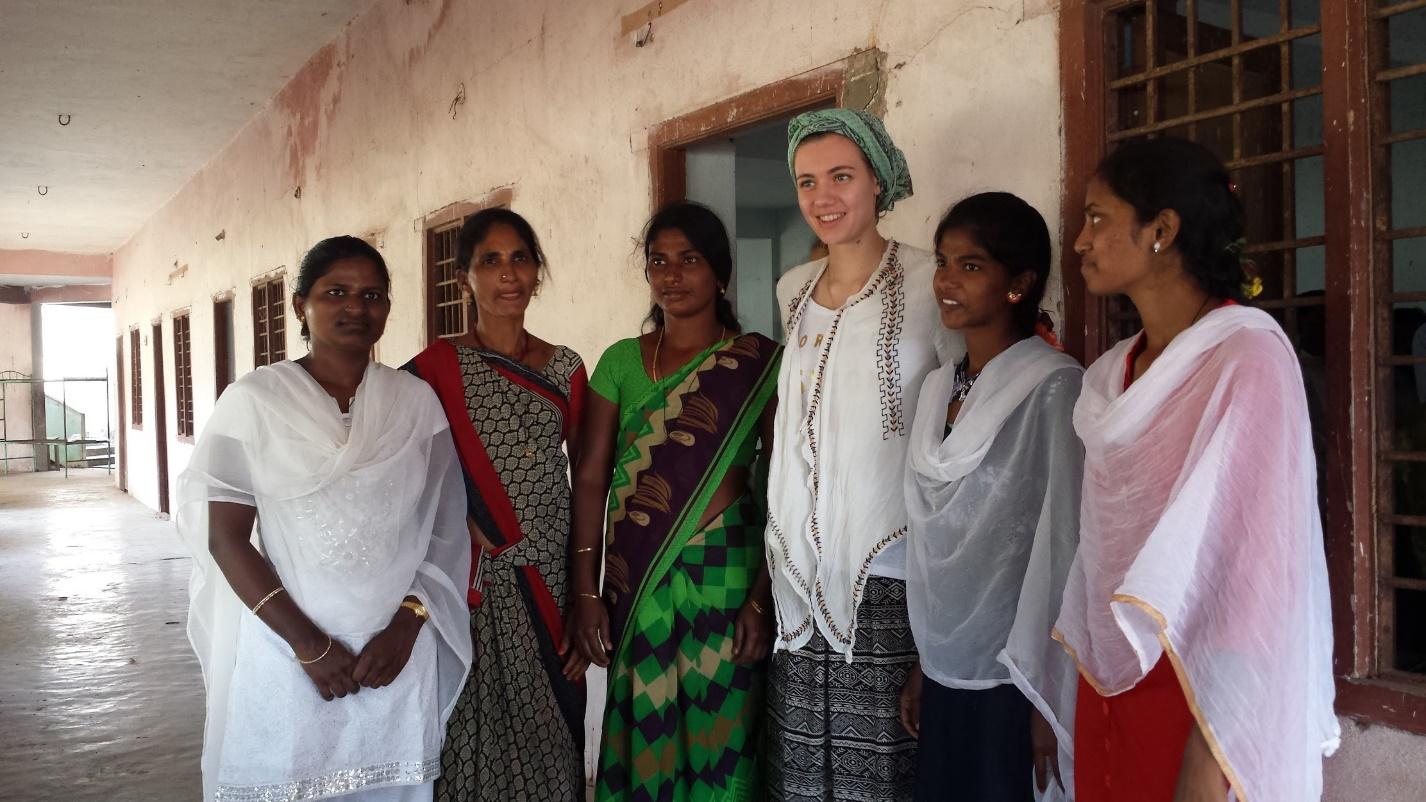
[786,108,912,214]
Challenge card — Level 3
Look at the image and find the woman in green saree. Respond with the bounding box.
[568,201,781,802]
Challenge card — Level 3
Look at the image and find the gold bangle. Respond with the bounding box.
[748,598,767,616]
[573,546,596,554]
[250,586,285,615]
[298,635,333,665]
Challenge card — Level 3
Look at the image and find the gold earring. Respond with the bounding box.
[1007,291,1023,303]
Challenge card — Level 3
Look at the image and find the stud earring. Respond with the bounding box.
[1153,242,1162,253]
[1007,291,1023,303]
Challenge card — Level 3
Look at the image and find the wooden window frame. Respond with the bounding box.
[251,275,286,368]
[172,311,194,442]
[1061,0,1426,733]
[129,327,143,429]
[422,187,515,346]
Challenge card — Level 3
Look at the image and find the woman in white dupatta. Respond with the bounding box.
[765,108,958,802]
[1054,138,1337,802]
[901,193,1082,802]
[177,236,472,801]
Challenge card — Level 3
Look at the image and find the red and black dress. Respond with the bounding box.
[405,339,588,802]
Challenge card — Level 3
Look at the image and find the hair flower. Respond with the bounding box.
[1243,275,1264,299]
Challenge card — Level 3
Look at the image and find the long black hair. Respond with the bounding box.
[294,236,390,340]
[1096,137,1248,301]
[934,192,1052,338]
[641,201,741,333]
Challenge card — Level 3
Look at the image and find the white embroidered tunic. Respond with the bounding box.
[177,361,473,801]
[767,240,960,656]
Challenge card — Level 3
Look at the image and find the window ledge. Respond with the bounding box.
[1336,675,1426,735]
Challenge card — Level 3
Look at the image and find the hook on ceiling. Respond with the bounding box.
[37,185,48,196]
[58,113,71,126]
[20,232,30,239]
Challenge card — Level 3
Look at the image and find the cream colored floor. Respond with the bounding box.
[0,469,203,801]
[0,468,608,801]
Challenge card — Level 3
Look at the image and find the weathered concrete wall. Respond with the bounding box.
[111,0,1063,510]
[0,302,35,472]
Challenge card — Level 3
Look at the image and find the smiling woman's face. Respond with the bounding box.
[294,257,390,352]
[793,134,882,246]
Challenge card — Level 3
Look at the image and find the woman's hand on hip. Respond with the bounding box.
[352,606,424,689]
[731,597,772,665]
[296,632,360,701]
[569,595,613,668]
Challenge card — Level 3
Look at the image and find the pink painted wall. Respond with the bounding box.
[0,249,112,281]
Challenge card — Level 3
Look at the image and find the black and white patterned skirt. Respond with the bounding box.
[765,576,919,802]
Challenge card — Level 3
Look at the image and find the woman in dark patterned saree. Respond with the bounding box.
[404,208,589,802]
[568,201,781,802]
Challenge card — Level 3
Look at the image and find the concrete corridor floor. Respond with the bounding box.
[0,469,203,801]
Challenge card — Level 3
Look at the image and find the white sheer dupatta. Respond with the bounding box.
[906,337,1083,795]
[176,361,472,801]
[1054,306,1338,802]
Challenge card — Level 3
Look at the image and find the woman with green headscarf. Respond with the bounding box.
[764,108,962,801]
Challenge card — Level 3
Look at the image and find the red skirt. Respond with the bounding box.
[1074,657,1196,802]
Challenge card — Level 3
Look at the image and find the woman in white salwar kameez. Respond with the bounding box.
[1054,138,1337,802]
[177,236,472,802]
[901,193,1082,802]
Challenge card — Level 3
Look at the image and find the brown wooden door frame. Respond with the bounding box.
[646,52,884,211]
[115,335,127,493]
[151,321,170,514]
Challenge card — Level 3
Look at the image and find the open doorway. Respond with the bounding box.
[683,120,821,341]
[39,303,116,475]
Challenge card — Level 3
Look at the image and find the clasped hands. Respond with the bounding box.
[297,604,426,701]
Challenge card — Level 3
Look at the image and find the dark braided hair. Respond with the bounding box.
[1097,137,1248,301]
[641,201,742,333]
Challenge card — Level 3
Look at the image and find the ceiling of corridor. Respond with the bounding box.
[0,0,379,255]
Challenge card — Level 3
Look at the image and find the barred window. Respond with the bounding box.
[252,276,286,368]
[129,328,142,427]
[172,312,194,438]
[1373,0,1426,680]
[427,221,467,342]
